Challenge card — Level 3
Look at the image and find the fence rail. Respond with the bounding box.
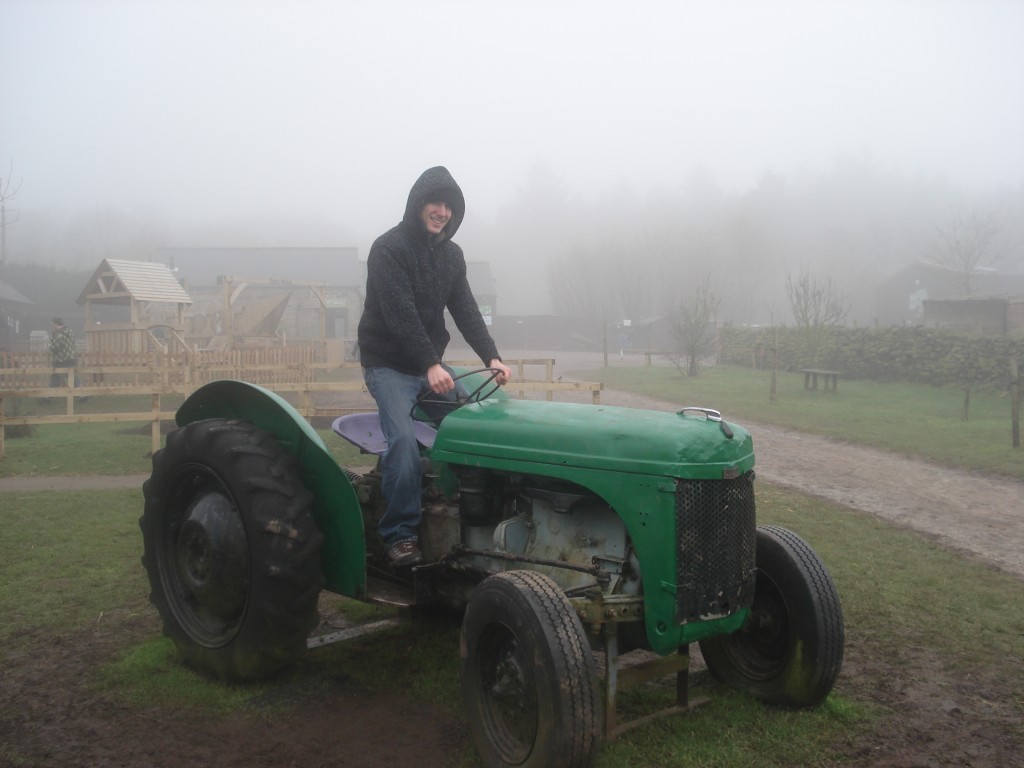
[1,347,325,388]
[0,358,602,459]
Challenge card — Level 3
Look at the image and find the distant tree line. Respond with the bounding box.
[540,158,1022,331]
[3,155,1022,341]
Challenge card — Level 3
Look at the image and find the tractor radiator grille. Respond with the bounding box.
[675,472,756,624]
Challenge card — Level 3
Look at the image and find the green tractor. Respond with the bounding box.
[140,369,844,768]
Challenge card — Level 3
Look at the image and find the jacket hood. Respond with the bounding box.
[402,166,466,243]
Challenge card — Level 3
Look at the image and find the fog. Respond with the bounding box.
[2,0,1023,319]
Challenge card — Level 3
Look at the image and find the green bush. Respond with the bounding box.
[720,325,1024,389]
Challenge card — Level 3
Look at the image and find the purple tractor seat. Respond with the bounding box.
[331,412,438,455]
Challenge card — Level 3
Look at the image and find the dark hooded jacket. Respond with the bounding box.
[357,166,500,375]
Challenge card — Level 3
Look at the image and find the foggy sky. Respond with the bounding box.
[2,0,1023,314]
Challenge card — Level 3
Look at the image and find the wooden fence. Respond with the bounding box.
[1,346,322,387]
[0,357,602,459]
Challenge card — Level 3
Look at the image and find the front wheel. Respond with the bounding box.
[699,525,844,707]
[140,418,324,681]
[460,570,601,768]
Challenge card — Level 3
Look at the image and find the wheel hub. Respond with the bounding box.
[481,634,538,763]
[491,647,528,718]
[158,482,252,647]
[178,492,249,619]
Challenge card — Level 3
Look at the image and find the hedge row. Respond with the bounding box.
[718,325,1024,389]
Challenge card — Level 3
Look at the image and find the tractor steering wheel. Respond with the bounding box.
[411,368,504,421]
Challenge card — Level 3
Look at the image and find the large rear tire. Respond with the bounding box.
[699,525,844,707]
[140,418,324,681]
[460,570,601,768]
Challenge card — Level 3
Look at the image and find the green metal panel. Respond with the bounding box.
[433,399,754,479]
[175,381,366,598]
[430,398,756,653]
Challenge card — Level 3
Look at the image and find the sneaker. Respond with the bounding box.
[386,539,423,567]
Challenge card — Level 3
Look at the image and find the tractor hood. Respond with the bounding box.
[431,399,754,480]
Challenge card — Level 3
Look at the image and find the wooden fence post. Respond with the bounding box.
[1011,358,1021,449]
[151,393,162,454]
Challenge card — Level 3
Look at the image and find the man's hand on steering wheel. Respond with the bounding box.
[413,362,512,420]
[488,359,512,386]
[427,363,455,394]
[426,359,510,397]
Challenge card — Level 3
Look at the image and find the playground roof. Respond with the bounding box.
[77,259,193,306]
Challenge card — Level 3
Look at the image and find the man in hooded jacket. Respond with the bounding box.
[358,166,511,566]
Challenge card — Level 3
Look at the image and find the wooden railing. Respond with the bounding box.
[1,346,323,387]
[0,358,602,459]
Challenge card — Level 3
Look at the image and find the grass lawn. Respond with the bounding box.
[0,419,365,477]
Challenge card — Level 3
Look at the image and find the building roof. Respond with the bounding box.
[153,247,499,312]
[77,259,194,306]
[156,247,363,288]
[885,261,1024,298]
[874,261,1024,326]
[0,278,34,305]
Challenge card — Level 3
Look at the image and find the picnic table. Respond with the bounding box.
[800,368,840,393]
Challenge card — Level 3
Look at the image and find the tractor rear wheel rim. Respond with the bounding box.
[159,467,250,647]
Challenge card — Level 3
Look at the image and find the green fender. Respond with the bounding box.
[176,380,365,598]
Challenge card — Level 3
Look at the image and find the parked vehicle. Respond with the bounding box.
[141,369,844,768]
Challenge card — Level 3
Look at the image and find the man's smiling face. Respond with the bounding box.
[420,201,452,236]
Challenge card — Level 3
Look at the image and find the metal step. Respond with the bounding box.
[306,618,400,649]
[364,574,416,609]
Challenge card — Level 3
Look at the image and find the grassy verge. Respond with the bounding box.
[3,486,1020,766]
[0,420,365,477]
[576,364,1024,478]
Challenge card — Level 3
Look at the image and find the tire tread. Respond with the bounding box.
[140,418,324,681]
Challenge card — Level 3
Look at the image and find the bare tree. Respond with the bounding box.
[546,244,617,320]
[666,276,720,377]
[1,160,22,267]
[929,206,1014,296]
[547,237,655,324]
[787,269,849,328]
[786,269,849,365]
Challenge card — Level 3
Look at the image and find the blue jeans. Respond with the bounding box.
[363,366,461,547]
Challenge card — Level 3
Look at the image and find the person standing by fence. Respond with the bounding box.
[48,317,81,391]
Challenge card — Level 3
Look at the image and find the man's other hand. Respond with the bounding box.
[427,363,455,394]
[489,359,512,386]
